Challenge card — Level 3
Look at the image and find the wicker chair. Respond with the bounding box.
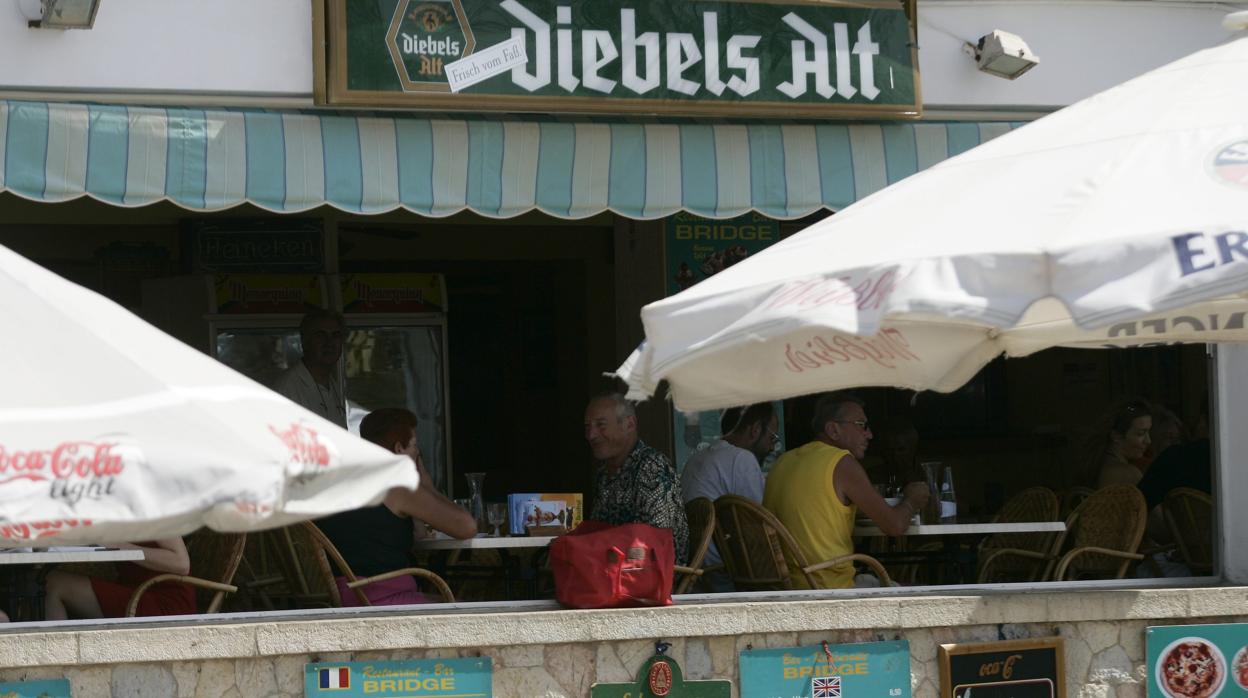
[983,485,1145,582]
[1162,487,1214,575]
[976,486,1061,583]
[675,497,718,594]
[124,531,246,617]
[294,521,454,606]
[712,495,891,590]
[1059,486,1095,520]
[235,527,334,610]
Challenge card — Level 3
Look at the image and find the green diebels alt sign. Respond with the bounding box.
[319,0,921,118]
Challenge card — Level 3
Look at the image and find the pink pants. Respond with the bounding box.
[334,575,436,606]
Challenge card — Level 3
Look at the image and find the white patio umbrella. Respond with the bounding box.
[0,244,416,546]
[618,35,1248,411]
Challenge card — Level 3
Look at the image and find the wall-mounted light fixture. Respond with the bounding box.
[23,0,101,30]
[964,30,1040,80]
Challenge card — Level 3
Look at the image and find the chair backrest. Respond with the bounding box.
[1061,484,1147,580]
[982,486,1061,552]
[676,498,716,594]
[1163,487,1214,573]
[1059,486,1095,520]
[976,486,1061,583]
[713,495,811,591]
[185,530,247,613]
[293,521,365,607]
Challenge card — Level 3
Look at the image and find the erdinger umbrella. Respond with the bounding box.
[618,36,1248,411]
[0,245,416,546]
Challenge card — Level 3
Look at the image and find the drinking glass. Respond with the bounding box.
[487,503,507,537]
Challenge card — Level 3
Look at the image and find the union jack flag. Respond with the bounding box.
[812,676,842,697]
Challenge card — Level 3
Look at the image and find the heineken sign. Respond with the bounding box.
[318,0,921,118]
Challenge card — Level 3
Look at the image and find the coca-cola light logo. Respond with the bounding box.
[0,518,94,542]
[0,439,140,506]
[269,423,339,472]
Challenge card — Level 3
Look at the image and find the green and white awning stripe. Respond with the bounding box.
[0,100,1019,220]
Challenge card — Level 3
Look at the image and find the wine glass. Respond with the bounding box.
[487,503,507,537]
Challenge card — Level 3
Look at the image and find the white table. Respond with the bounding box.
[411,536,556,551]
[853,521,1066,537]
[0,548,146,565]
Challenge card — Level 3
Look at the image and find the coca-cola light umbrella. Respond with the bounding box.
[618,34,1248,411]
[0,245,416,546]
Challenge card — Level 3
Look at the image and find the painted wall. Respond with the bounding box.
[0,0,1242,108]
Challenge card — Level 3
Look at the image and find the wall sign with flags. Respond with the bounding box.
[740,640,911,697]
[316,0,920,118]
[304,658,491,697]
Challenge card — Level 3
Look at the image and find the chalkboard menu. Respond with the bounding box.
[939,637,1066,698]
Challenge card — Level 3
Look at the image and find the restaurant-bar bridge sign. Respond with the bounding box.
[316,0,920,118]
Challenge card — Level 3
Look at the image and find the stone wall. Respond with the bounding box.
[0,587,1244,697]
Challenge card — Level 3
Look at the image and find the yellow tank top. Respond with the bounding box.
[762,441,857,589]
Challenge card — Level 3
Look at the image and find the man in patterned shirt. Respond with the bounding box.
[584,393,689,564]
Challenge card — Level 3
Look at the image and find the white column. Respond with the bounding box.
[1215,344,1247,583]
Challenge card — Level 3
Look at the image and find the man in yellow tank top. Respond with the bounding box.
[763,393,930,589]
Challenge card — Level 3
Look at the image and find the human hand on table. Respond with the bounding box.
[901,481,930,510]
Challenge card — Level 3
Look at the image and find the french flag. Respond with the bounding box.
[318,667,350,690]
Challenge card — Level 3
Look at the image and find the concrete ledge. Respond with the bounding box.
[0,585,1240,670]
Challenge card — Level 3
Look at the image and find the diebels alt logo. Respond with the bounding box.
[386,0,476,92]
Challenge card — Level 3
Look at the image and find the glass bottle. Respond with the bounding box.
[464,472,487,535]
[939,465,958,523]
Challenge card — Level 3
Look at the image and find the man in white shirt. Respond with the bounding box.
[273,309,348,428]
[680,402,778,590]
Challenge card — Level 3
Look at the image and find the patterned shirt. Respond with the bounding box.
[591,440,689,564]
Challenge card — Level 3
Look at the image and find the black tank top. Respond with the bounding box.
[316,504,414,578]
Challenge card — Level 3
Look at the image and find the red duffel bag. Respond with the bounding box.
[549,520,675,609]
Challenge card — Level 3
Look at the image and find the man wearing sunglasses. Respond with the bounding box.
[763,392,929,589]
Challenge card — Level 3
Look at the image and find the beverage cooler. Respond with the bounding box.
[140,273,453,493]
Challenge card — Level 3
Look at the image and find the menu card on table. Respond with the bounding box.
[507,493,583,535]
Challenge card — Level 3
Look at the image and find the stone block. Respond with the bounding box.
[1082,621,1120,653]
[594,644,630,684]
[234,658,279,696]
[495,644,544,668]
[80,625,256,665]
[495,666,567,698]
[685,639,712,680]
[273,655,306,695]
[0,631,78,668]
[187,659,238,698]
[708,636,736,679]
[65,667,111,697]
[1189,587,1248,616]
[1088,646,1134,685]
[110,663,177,697]
[544,642,595,696]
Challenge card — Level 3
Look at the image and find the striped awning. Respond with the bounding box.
[0,100,1019,220]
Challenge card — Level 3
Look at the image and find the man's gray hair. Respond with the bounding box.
[592,392,637,421]
[811,392,865,434]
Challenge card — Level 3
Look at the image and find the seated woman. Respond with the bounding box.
[44,539,194,620]
[1090,399,1154,488]
[316,407,477,606]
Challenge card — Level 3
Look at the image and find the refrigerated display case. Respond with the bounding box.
[336,273,452,493]
[141,272,453,494]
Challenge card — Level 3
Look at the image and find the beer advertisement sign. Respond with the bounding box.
[317,0,920,118]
